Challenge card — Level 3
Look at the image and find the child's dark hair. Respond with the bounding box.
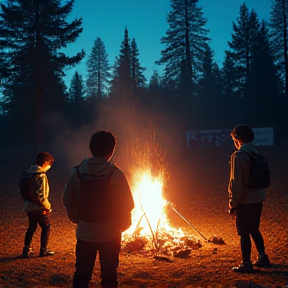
[231,124,254,143]
[36,152,54,166]
[89,130,116,157]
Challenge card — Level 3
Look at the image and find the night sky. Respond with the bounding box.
[63,0,273,85]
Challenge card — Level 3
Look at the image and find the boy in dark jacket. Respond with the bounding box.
[22,152,54,257]
[63,130,135,288]
[228,124,270,273]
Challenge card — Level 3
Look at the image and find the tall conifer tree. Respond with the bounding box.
[69,71,85,127]
[197,44,220,99]
[86,37,111,99]
[157,0,209,95]
[0,0,85,145]
[222,53,238,98]
[130,38,146,90]
[246,21,279,101]
[269,0,288,96]
[110,28,146,102]
[110,27,132,100]
[225,4,262,97]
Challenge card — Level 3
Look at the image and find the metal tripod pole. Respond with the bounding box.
[167,201,210,242]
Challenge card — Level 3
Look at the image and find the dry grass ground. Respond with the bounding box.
[0,143,287,288]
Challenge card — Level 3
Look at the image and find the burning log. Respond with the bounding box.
[173,248,192,258]
[153,255,172,262]
[123,237,148,253]
[209,236,225,245]
[183,237,202,249]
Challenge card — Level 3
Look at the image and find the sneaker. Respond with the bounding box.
[22,246,35,258]
[39,247,54,257]
[232,261,254,273]
[253,254,270,267]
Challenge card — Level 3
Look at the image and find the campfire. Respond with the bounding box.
[120,128,211,259]
[121,167,202,259]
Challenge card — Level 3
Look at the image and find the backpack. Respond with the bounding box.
[76,166,117,223]
[19,171,43,202]
[242,151,270,189]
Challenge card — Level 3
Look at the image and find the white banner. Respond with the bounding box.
[253,127,274,146]
[186,127,274,148]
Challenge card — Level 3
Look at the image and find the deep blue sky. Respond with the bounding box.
[64,0,273,86]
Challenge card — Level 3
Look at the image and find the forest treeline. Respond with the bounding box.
[0,0,287,147]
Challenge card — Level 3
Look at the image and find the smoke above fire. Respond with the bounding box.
[48,98,182,173]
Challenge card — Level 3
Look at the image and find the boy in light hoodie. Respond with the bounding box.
[63,130,134,288]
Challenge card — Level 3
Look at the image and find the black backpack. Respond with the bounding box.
[19,171,43,202]
[242,151,270,189]
[76,166,117,223]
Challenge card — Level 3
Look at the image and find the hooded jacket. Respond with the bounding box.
[228,143,266,209]
[62,156,135,243]
[23,164,51,212]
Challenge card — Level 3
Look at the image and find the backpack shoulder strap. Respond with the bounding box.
[74,160,86,176]
[242,150,266,161]
[74,164,80,175]
[28,172,45,203]
[235,150,250,161]
[240,150,252,159]
[28,172,46,186]
[32,171,45,179]
[107,166,118,176]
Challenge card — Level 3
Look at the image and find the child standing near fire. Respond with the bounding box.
[228,124,270,273]
[22,152,55,258]
[63,130,134,288]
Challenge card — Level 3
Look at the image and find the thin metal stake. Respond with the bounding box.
[167,201,210,242]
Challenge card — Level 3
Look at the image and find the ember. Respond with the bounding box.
[121,166,203,257]
[121,127,203,258]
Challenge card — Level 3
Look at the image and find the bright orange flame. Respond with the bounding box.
[129,169,165,234]
[123,167,186,243]
[121,125,191,251]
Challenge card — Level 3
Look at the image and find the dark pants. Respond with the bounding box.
[236,202,265,262]
[24,211,51,249]
[73,238,121,288]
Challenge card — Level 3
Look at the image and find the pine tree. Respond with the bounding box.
[222,53,238,97]
[148,70,161,92]
[143,69,163,110]
[245,21,280,125]
[110,28,146,102]
[197,44,221,99]
[157,0,209,95]
[86,37,111,99]
[68,71,85,127]
[110,27,132,100]
[212,63,223,98]
[130,38,146,90]
[225,4,262,97]
[69,71,85,107]
[246,21,279,101]
[269,0,288,96]
[0,0,85,145]
[194,44,224,128]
